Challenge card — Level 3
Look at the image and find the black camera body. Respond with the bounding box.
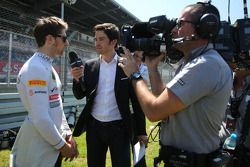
[214,18,250,68]
[119,15,177,56]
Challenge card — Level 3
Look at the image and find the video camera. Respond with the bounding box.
[214,18,250,69]
[119,15,178,57]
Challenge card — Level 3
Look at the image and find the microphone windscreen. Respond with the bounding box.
[131,22,154,38]
[68,51,78,64]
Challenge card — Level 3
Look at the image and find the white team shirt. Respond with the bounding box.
[16,52,71,149]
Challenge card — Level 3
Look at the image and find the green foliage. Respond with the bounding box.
[0,120,161,167]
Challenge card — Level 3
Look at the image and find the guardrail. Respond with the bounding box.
[0,91,85,150]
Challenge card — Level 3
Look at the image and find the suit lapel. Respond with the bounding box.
[91,58,100,90]
[115,64,122,94]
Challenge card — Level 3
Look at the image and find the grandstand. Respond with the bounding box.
[0,0,175,150]
[0,0,140,36]
[0,0,141,85]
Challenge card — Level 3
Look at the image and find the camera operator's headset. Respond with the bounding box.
[195,2,220,40]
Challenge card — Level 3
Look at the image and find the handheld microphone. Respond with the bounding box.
[68,51,83,68]
[68,51,86,90]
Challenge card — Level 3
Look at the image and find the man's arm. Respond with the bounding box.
[71,66,86,99]
[118,48,185,122]
[144,53,166,96]
[72,79,86,99]
[131,79,185,122]
[147,68,165,96]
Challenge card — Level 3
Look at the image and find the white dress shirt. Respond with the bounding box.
[91,54,122,122]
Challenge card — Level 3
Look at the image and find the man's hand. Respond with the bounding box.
[118,47,139,77]
[59,139,79,161]
[64,136,79,161]
[144,53,165,71]
[70,66,84,82]
[66,135,77,150]
[133,51,144,66]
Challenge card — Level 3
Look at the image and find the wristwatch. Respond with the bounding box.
[130,71,143,80]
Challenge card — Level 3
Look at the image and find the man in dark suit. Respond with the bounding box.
[70,23,147,167]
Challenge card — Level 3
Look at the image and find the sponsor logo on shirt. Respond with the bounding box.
[49,94,59,100]
[50,100,60,108]
[34,90,47,94]
[29,90,47,96]
[50,87,58,93]
[28,80,47,86]
[177,79,185,86]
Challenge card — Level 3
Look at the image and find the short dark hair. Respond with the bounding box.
[185,3,220,25]
[93,23,120,42]
[184,3,220,39]
[33,16,68,47]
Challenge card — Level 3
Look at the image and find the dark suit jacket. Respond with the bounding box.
[72,56,146,140]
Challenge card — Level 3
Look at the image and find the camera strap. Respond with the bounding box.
[148,122,161,143]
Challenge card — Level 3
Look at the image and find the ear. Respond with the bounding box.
[46,34,55,45]
[187,23,198,38]
[111,39,118,46]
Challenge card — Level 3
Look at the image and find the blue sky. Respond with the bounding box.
[115,0,247,24]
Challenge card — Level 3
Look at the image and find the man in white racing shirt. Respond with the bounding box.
[11,16,78,167]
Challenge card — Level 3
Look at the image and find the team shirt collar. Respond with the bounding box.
[36,52,54,64]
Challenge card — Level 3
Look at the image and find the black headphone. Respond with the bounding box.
[195,2,220,39]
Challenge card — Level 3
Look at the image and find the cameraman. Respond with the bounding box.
[119,2,233,167]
